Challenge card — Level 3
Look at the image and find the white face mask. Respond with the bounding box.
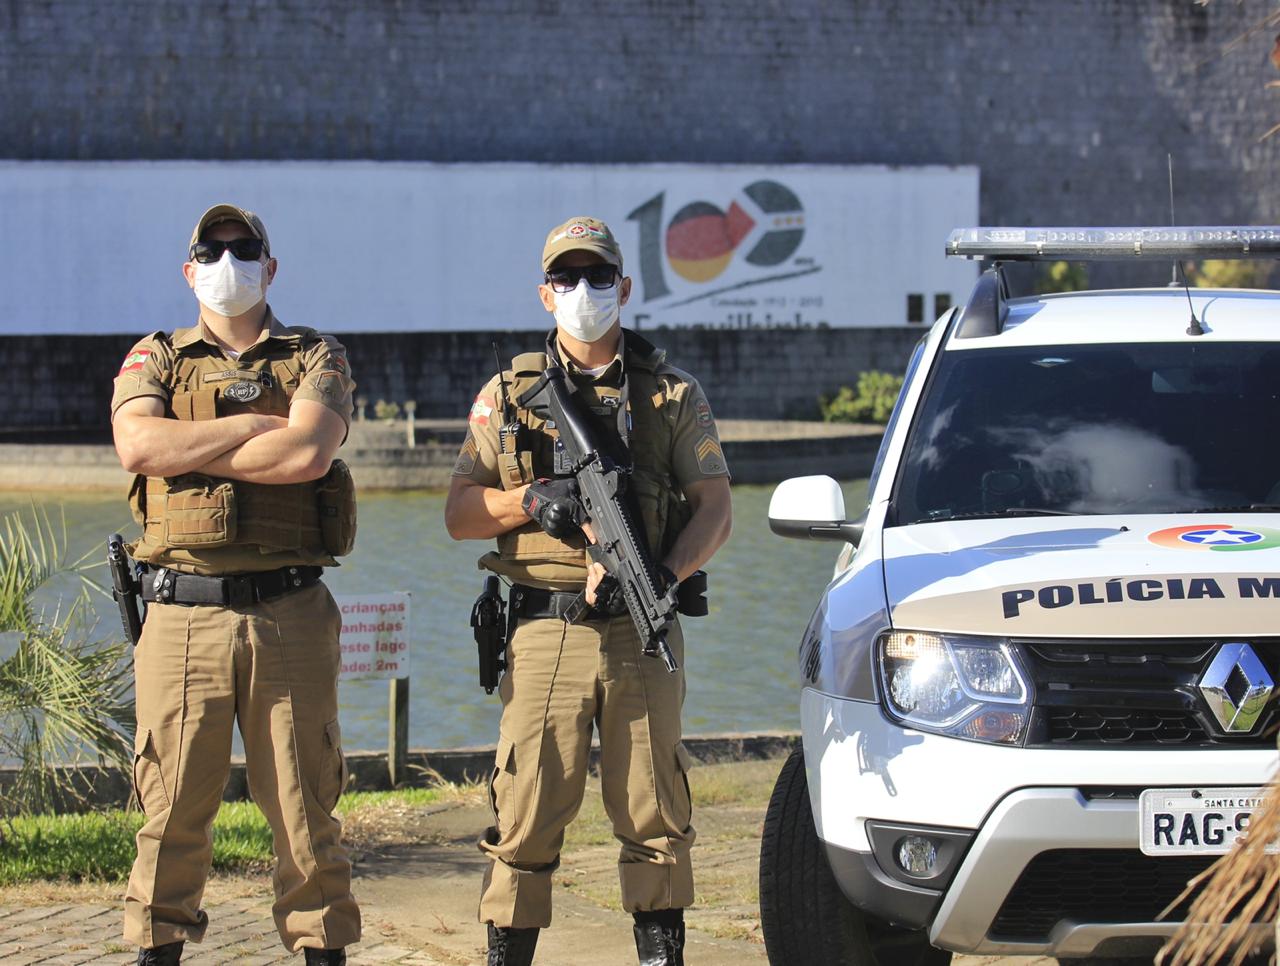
[192,251,266,317]
[552,280,620,342]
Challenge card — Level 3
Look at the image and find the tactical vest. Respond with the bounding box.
[127,332,356,575]
[479,332,692,590]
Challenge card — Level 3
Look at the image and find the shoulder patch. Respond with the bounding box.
[454,433,480,475]
[470,394,494,426]
[119,348,152,374]
[695,433,726,475]
[694,397,713,428]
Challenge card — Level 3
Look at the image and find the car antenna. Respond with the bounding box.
[1168,153,1204,336]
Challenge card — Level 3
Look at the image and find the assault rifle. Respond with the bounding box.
[517,366,680,672]
[107,533,144,645]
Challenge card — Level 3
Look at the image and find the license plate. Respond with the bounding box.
[1139,786,1271,856]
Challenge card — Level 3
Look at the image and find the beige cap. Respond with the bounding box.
[541,216,622,272]
[189,203,271,256]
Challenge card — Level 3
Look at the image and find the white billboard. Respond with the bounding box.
[0,161,977,334]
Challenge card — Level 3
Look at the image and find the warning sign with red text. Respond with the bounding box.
[335,592,411,678]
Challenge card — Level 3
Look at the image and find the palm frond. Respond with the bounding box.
[1157,768,1280,966]
[0,506,81,633]
[0,508,136,816]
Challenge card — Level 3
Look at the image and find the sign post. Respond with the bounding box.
[388,677,409,787]
[336,592,412,787]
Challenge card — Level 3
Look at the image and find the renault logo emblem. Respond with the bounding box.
[1199,643,1273,733]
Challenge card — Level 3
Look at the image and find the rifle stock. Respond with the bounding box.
[517,367,680,672]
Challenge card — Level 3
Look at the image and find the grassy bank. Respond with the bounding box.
[0,760,782,895]
[0,787,461,886]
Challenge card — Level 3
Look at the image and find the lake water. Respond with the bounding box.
[0,483,864,754]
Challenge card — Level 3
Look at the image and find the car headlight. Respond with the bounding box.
[877,630,1030,744]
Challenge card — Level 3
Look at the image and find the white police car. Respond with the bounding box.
[759,227,1280,965]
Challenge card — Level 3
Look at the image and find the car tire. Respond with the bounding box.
[759,748,951,966]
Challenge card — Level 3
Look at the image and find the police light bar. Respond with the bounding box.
[946,226,1280,261]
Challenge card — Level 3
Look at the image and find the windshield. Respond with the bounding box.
[893,342,1280,525]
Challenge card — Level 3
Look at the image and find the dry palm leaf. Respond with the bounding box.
[1158,769,1280,966]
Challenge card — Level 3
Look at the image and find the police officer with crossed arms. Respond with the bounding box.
[112,204,359,965]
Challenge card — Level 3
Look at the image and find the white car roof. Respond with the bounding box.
[947,287,1280,349]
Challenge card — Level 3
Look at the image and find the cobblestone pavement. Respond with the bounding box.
[0,759,1060,965]
[0,890,1055,965]
[0,899,449,965]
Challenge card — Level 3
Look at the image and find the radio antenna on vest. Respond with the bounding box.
[493,341,512,421]
[492,340,522,453]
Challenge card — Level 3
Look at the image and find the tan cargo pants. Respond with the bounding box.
[479,614,696,929]
[123,581,361,952]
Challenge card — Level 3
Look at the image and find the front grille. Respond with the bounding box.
[991,849,1223,941]
[1046,708,1200,744]
[1017,639,1280,748]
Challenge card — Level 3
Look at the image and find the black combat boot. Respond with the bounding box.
[136,941,183,965]
[303,949,346,965]
[633,909,685,966]
[486,922,540,966]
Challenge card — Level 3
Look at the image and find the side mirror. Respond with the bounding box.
[768,475,865,545]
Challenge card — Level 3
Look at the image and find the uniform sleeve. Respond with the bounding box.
[111,334,172,417]
[669,376,731,486]
[452,375,504,486]
[294,335,355,427]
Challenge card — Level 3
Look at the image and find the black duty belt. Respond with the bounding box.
[141,565,323,607]
[509,584,624,622]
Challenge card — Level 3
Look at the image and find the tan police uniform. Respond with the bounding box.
[112,309,361,953]
[453,329,730,929]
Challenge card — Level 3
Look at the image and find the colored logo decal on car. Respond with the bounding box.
[1148,524,1280,552]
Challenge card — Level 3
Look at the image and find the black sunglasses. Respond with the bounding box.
[544,264,619,293]
[189,238,266,264]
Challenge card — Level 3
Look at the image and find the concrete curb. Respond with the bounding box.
[0,731,801,814]
[0,422,881,490]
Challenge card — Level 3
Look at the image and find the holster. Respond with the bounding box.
[470,575,508,695]
[107,532,145,645]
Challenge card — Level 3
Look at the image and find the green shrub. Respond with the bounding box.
[1035,260,1089,294]
[374,399,401,422]
[1189,259,1274,289]
[819,371,905,425]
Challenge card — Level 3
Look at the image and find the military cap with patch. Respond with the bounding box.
[542,216,622,272]
[189,203,272,257]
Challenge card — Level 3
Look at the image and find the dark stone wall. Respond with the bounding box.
[3,0,1277,224]
[7,0,1275,429]
[338,325,921,421]
[2,327,921,431]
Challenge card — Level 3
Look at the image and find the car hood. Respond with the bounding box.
[883,514,1280,637]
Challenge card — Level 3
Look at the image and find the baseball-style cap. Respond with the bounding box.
[189,203,271,256]
[541,216,622,272]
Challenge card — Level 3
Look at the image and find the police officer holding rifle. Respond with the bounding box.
[446,216,733,965]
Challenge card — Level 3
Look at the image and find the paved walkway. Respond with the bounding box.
[0,857,1053,966]
[0,899,447,965]
[0,760,1056,965]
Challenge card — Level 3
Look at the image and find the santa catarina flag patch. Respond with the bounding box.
[118,349,151,374]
